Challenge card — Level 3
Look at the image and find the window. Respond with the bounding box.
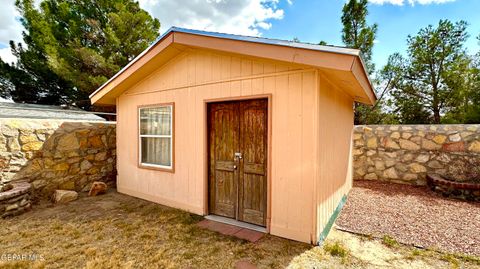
[138,104,174,170]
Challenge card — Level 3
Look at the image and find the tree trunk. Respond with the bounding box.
[433,107,441,124]
[432,82,440,124]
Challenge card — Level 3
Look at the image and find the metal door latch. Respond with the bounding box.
[234,152,242,160]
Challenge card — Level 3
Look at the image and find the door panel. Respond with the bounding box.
[208,99,267,227]
[208,103,239,218]
[238,99,268,226]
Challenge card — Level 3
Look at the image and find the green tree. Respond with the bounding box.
[440,54,479,123]
[341,0,381,124]
[0,40,73,104]
[461,35,480,123]
[341,0,378,74]
[387,20,469,124]
[1,0,160,109]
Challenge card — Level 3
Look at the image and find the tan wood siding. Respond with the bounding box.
[315,73,354,241]
[116,48,353,243]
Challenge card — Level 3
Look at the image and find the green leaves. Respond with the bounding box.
[341,4,479,125]
[379,20,480,124]
[386,20,474,124]
[1,0,160,109]
[341,0,382,124]
[341,0,377,74]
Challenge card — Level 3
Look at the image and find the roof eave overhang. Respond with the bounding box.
[90,28,376,106]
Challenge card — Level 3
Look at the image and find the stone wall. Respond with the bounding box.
[353,125,480,185]
[0,181,32,218]
[0,119,116,198]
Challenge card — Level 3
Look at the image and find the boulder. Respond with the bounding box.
[0,183,14,192]
[442,142,465,152]
[399,139,420,150]
[57,133,80,151]
[53,190,78,204]
[468,141,480,153]
[366,137,377,148]
[88,181,107,196]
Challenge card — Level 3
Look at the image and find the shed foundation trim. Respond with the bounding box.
[269,225,313,244]
[318,194,348,245]
[117,187,204,215]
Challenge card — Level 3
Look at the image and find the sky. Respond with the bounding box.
[0,0,479,69]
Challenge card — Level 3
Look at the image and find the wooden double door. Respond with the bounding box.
[208,99,268,226]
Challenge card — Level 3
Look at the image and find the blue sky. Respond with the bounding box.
[0,0,479,69]
[263,0,480,68]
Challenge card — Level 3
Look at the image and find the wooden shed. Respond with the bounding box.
[90,27,376,244]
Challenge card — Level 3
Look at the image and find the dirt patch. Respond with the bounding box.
[287,227,480,269]
[336,180,480,256]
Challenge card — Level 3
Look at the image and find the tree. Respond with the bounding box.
[387,20,469,124]
[355,53,404,124]
[460,35,480,123]
[0,39,74,105]
[440,54,479,123]
[1,0,160,109]
[341,0,378,74]
[341,0,381,124]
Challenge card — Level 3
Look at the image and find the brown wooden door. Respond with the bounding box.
[208,99,267,226]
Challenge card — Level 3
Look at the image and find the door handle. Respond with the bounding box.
[233,165,237,169]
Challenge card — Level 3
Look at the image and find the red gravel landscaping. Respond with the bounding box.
[336,180,480,256]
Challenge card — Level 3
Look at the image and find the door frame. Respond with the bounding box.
[203,94,272,232]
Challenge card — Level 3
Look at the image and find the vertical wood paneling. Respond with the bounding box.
[315,73,354,241]
[251,61,264,95]
[301,71,316,239]
[220,55,231,80]
[116,48,352,244]
[286,73,302,230]
[271,73,288,229]
[241,60,252,96]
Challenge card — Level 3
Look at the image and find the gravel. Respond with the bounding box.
[336,180,480,256]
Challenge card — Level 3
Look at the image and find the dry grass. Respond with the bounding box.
[1,190,479,269]
[0,191,309,269]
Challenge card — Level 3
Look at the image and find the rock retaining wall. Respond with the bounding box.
[0,181,32,218]
[0,119,116,198]
[353,125,480,185]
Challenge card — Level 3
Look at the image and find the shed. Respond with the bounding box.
[90,27,376,244]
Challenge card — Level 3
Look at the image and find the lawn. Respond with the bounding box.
[0,190,479,269]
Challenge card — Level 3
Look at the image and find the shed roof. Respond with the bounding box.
[0,102,105,121]
[90,27,376,105]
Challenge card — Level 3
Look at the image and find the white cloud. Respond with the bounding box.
[0,2,22,46]
[138,0,286,36]
[0,1,23,63]
[0,48,16,64]
[369,0,456,5]
[0,0,288,63]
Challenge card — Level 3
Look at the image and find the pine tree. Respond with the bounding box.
[1,0,160,109]
[341,0,381,124]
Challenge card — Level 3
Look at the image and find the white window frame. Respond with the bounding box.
[138,104,174,171]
